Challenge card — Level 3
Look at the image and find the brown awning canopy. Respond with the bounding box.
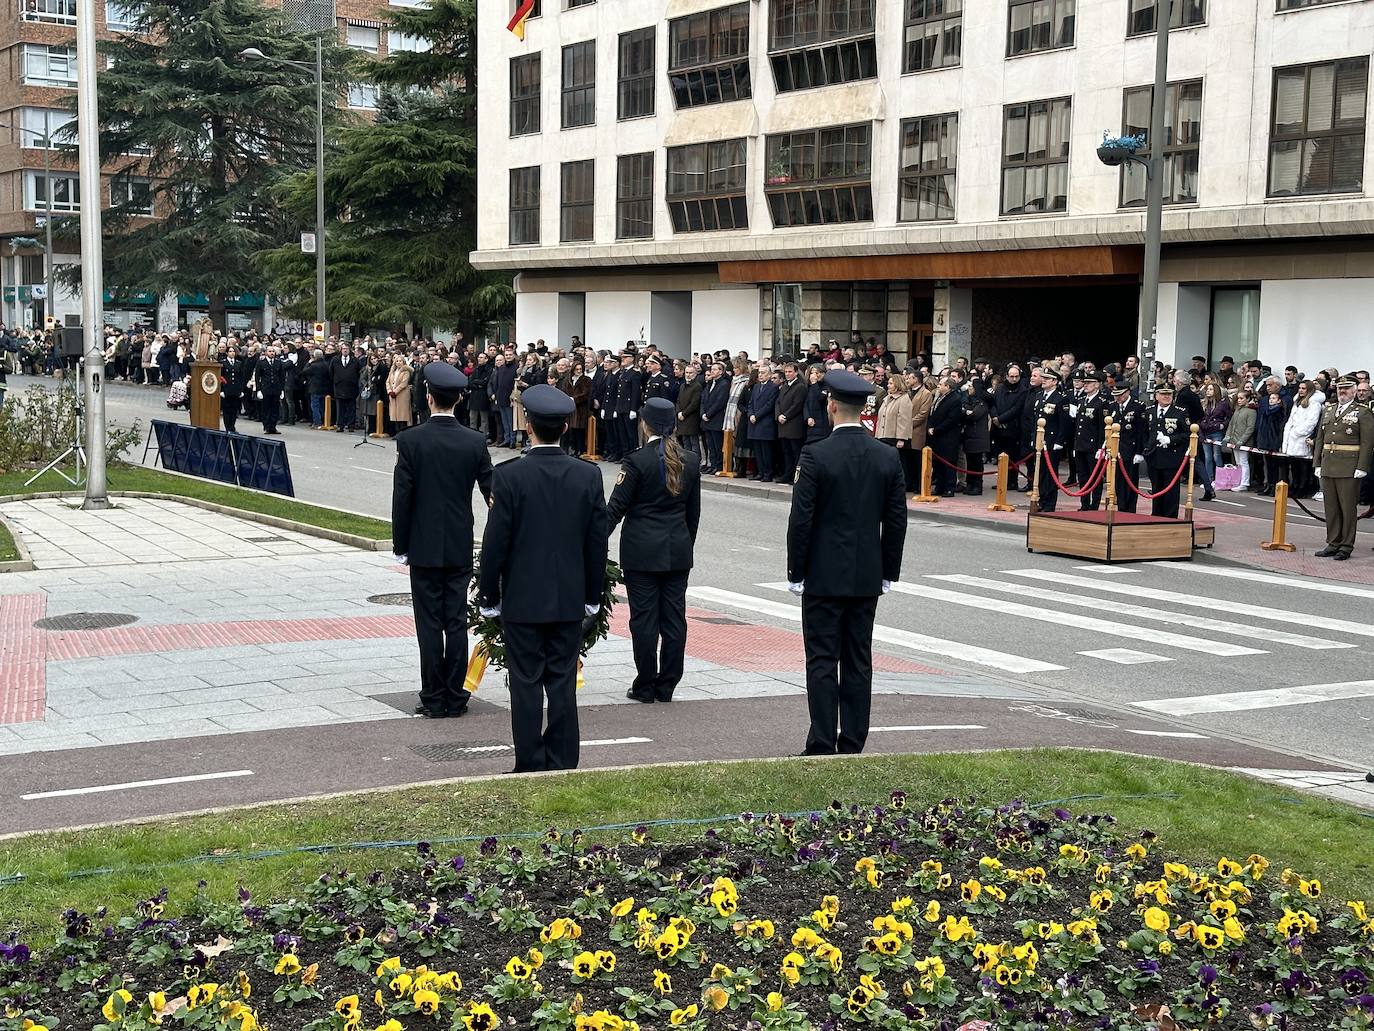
[718,245,1144,284]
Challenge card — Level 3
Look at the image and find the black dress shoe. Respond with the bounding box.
[1314,547,1338,557]
[450,703,469,718]
[1333,552,1350,561]
[625,690,655,703]
[654,693,674,704]
[414,704,449,719]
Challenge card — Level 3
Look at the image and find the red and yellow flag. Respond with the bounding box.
[507,0,536,39]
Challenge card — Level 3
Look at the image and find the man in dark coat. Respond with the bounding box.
[1071,371,1109,510]
[748,369,781,481]
[699,361,730,473]
[331,343,362,432]
[1143,384,1192,518]
[478,385,608,773]
[392,362,494,719]
[992,363,1028,486]
[787,369,907,756]
[674,360,703,458]
[1108,380,1148,514]
[959,377,991,495]
[253,344,285,435]
[468,352,493,439]
[1030,367,1072,511]
[611,352,643,461]
[774,361,807,484]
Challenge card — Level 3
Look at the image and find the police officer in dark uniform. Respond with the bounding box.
[1064,368,1086,485]
[478,385,609,773]
[611,352,643,464]
[600,356,623,461]
[254,344,285,435]
[786,369,907,756]
[219,346,248,434]
[1108,379,1147,513]
[642,355,671,403]
[1072,371,1109,511]
[1031,367,1072,512]
[607,398,701,703]
[392,361,494,719]
[1143,383,1191,519]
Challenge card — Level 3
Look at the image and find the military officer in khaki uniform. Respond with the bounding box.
[1313,377,1374,561]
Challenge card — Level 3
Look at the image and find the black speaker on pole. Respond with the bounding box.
[59,327,85,358]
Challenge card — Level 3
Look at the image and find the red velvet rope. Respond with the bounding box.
[1040,451,1107,497]
[930,451,1038,476]
[1115,455,1190,500]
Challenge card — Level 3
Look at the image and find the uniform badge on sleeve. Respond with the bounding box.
[615,470,626,485]
[794,466,801,484]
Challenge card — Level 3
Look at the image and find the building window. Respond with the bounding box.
[22,0,77,23]
[24,171,80,212]
[1001,97,1071,215]
[20,108,75,149]
[616,153,654,239]
[510,166,540,245]
[347,83,380,110]
[618,28,655,119]
[899,113,957,221]
[110,176,154,215]
[387,30,430,53]
[510,54,541,136]
[904,0,961,73]
[345,23,380,52]
[772,284,802,354]
[567,0,594,7]
[560,159,595,242]
[770,0,876,92]
[666,138,748,232]
[561,40,596,129]
[1268,58,1367,197]
[21,44,77,88]
[764,123,873,227]
[1121,79,1202,207]
[104,0,141,29]
[1007,0,1074,56]
[512,0,541,15]
[667,4,750,109]
[1126,0,1204,35]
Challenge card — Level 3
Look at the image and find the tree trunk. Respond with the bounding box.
[209,292,227,334]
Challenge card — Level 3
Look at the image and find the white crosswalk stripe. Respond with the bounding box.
[1004,568,1374,640]
[1164,564,1374,601]
[687,586,1064,674]
[928,573,1351,650]
[1136,681,1374,716]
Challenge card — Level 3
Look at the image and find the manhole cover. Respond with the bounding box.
[368,593,413,606]
[244,535,289,543]
[34,611,138,631]
[694,615,744,625]
[410,741,511,762]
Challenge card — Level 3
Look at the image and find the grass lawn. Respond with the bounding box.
[0,463,391,543]
[1,749,1370,940]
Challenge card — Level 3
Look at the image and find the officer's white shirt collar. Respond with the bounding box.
[529,443,561,450]
[832,423,866,431]
[430,411,456,419]
[646,434,662,443]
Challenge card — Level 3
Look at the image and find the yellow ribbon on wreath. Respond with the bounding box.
[463,642,489,695]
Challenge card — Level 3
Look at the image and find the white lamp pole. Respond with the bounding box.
[76,0,108,508]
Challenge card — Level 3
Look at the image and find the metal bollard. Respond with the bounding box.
[1260,480,1298,552]
[585,415,601,461]
[369,399,387,439]
[987,452,1015,512]
[719,429,737,477]
[323,395,334,430]
[913,445,938,503]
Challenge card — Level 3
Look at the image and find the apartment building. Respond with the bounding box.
[0,0,417,333]
[472,0,1374,373]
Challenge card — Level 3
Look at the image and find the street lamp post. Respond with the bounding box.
[239,43,326,329]
[75,0,108,508]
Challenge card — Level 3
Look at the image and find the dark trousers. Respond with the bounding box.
[898,445,916,492]
[1149,458,1183,518]
[754,439,775,480]
[778,438,801,482]
[1075,449,1103,510]
[260,392,280,433]
[221,396,240,434]
[1036,450,1060,511]
[1116,454,1141,513]
[337,398,357,430]
[801,593,878,755]
[282,386,297,424]
[410,566,471,714]
[933,446,959,495]
[625,569,689,701]
[502,619,582,772]
[702,429,723,471]
[963,448,985,494]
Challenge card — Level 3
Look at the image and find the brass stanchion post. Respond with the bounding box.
[1261,480,1298,552]
[585,415,601,461]
[1184,423,1199,523]
[719,429,737,477]
[988,452,1015,512]
[1029,418,1046,512]
[323,395,334,430]
[1104,417,1119,518]
[913,445,938,503]
[369,399,387,439]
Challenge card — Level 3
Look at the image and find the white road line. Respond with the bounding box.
[1074,564,1138,573]
[21,769,255,801]
[442,737,652,757]
[870,724,987,732]
[1135,680,1374,715]
[1078,648,1172,664]
[1122,729,1210,739]
[1005,568,1374,640]
[888,582,1263,657]
[1210,499,1246,508]
[1167,564,1374,601]
[689,586,1064,675]
[931,573,1350,651]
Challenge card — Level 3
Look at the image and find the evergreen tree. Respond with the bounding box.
[260,0,512,336]
[77,0,353,331]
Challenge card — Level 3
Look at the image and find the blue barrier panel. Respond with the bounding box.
[149,420,295,497]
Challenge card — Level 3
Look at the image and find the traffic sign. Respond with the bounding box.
[313,321,325,343]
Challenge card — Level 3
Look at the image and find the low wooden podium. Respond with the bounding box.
[190,359,222,431]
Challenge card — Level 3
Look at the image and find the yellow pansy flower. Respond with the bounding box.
[1143,907,1171,933]
[610,897,635,918]
[766,992,784,1011]
[413,989,440,1016]
[653,970,672,995]
[923,901,941,923]
[462,1002,500,1031]
[102,990,133,1022]
[505,956,532,981]
[1195,924,1226,950]
[274,954,301,977]
[669,1005,698,1026]
[704,985,728,1011]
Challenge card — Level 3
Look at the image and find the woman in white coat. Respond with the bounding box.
[1280,379,1323,498]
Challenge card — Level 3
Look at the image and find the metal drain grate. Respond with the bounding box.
[367,593,413,606]
[409,741,511,762]
[34,611,139,631]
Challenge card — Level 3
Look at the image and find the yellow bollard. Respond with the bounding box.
[1030,418,1046,512]
[369,399,387,438]
[1261,480,1298,552]
[322,395,335,430]
[585,415,601,461]
[912,445,938,503]
[987,452,1015,512]
[719,429,737,477]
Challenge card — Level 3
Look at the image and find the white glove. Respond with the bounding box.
[256,391,263,400]
[787,582,804,596]
[1133,455,1144,466]
[1052,444,1063,452]
[1356,470,1368,480]
[881,580,892,595]
[1314,467,1322,478]
[479,606,500,618]
[392,553,408,566]
[628,411,637,421]
[584,603,600,616]
[1156,432,1169,448]
[1068,405,1079,418]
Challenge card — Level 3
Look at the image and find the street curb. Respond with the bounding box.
[0,508,36,573]
[0,490,390,559]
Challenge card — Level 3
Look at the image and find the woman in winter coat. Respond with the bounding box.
[387,355,413,432]
[926,377,963,497]
[1197,382,1233,488]
[803,363,830,446]
[565,360,592,455]
[1254,377,1289,496]
[1221,387,1257,491]
[959,378,991,495]
[876,377,914,488]
[729,360,753,471]
[1280,379,1323,498]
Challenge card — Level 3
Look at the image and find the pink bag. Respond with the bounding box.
[1212,465,1241,491]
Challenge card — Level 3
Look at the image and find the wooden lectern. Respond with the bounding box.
[190,360,222,431]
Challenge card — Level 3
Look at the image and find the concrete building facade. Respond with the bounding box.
[472,0,1374,373]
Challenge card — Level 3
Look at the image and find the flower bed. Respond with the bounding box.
[2,794,1372,1030]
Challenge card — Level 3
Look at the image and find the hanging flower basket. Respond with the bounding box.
[1096,133,1146,166]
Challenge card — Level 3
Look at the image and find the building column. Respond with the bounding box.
[885,283,910,365]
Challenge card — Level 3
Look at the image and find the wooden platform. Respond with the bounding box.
[1027,510,1212,562]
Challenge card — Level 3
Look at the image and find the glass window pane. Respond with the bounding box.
[1334,60,1368,129]
[1331,132,1364,192]
[1002,167,1025,213]
[1306,64,1334,133]
[1268,140,1299,195]
[1004,106,1027,162]
[1273,67,1306,136]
